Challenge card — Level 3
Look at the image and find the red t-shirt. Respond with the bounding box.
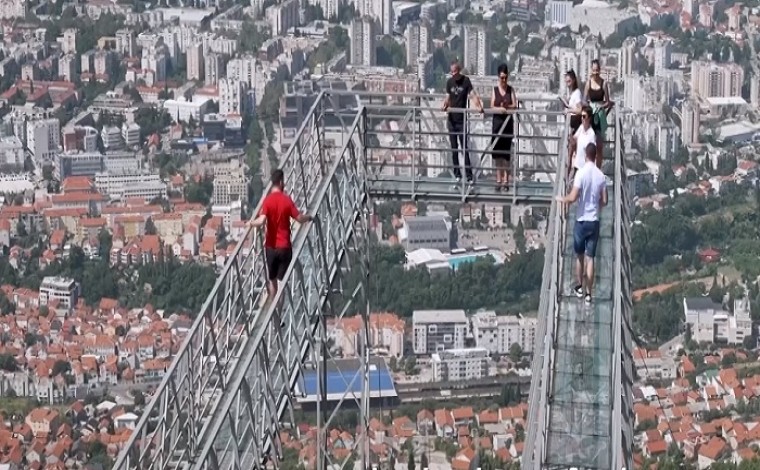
[259,191,300,249]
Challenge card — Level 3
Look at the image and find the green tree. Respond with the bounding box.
[144,217,157,235]
[376,36,406,68]
[509,343,523,363]
[52,360,71,377]
[514,218,526,253]
[0,354,18,372]
[0,292,15,315]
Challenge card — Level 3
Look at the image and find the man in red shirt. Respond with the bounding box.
[250,169,312,298]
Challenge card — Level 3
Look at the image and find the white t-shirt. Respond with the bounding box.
[568,89,583,110]
[573,163,607,222]
[574,125,596,169]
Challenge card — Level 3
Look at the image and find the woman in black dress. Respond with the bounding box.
[491,64,518,190]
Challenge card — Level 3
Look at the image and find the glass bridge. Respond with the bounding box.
[112,91,633,470]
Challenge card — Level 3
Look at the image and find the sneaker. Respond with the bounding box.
[453,176,462,188]
[573,285,583,298]
[584,294,592,305]
[466,175,474,184]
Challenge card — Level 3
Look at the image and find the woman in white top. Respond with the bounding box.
[568,105,596,180]
[562,70,584,135]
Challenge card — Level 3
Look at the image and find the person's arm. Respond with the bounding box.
[290,198,313,224]
[442,92,450,111]
[249,201,268,227]
[557,174,581,203]
[600,184,608,207]
[249,214,266,228]
[508,88,518,109]
[467,80,484,113]
[583,80,590,102]
[603,81,614,110]
[567,91,582,115]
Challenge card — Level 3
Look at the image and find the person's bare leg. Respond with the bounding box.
[576,255,584,289]
[585,257,595,296]
[267,280,278,300]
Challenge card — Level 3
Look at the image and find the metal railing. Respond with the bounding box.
[522,113,570,469]
[318,90,569,204]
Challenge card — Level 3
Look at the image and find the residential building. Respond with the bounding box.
[332,312,406,358]
[39,276,79,311]
[25,408,61,438]
[212,159,247,205]
[350,17,376,66]
[405,22,431,68]
[691,61,744,99]
[463,25,490,76]
[187,43,204,81]
[219,78,245,116]
[683,297,752,345]
[681,98,700,146]
[472,310,538,355]
[26,119,60,161]
[431,348,490,382]
[412,309,468,355]
[633,348,677,381]
[0,135,24,166]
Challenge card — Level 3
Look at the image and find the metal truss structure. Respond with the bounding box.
[113,91,633,470]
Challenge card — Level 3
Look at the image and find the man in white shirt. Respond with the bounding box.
[557,142,608,304]
[568,106,596,181]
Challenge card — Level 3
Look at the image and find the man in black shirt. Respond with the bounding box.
[442,60,483,183]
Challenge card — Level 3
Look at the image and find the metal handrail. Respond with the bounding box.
[523,113,570,467]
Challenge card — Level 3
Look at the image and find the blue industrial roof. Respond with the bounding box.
[301,365,395,396]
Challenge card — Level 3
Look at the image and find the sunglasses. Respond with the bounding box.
[499,75,508,80]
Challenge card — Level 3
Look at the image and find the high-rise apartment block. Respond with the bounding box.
[204,52,223,85]
[653,38,671,77]
[405,21,431,68]
[463,25,490,76]
[187,43,204,81]
[680,98,700,146]
[412,309,468,355]
[267,0,299,36]
[350,17,377,66]
[219,78,245,116]
[618,38,636,80]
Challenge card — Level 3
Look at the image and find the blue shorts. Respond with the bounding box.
[573,220,600,258]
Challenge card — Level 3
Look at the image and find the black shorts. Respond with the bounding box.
[265,247,293,281]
